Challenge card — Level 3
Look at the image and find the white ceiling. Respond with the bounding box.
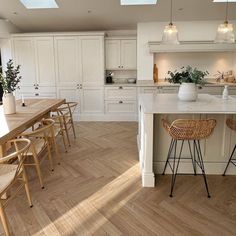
[0,0,236,32]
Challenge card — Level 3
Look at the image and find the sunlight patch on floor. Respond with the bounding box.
[33,163,141,235]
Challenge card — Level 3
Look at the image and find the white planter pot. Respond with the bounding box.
[2,93,16,114]
[178,83,198,102]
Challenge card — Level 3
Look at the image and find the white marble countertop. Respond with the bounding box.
[139,94,236,114]
[105,80,236,88]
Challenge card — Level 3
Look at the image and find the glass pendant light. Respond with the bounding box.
[162,0,180,44]
[215,0,235,43]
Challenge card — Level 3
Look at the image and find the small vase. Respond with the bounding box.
[2,92,16,114]
[178,83,198,102]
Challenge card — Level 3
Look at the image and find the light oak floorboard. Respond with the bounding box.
[2,122,236,236]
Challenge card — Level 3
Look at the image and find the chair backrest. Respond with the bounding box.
[162,119,217,140]
[58,102,78,118]
[0,138,31,180]
[22,119,55,139]
[226,118,236,132]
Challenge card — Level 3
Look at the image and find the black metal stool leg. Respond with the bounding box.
[196,140,211,198]
[163,138,174,175]
[223,144,236,176]
[170,140,184,198]
[188,140,196,175]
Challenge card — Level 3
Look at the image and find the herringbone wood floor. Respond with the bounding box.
[2,122,236,236]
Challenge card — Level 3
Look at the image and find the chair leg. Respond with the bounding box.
[61,130,68,153]
[196,140,211,198]
[170,140,184,198]
[64,126,71,147]
[223,144,236,176]
[163,138,174,175]
[51,137,61,165]
[0,202,10,236]
[22,167,33,207]
[71,120,76,139]
[32,153,44,189]
[46,141,54,171]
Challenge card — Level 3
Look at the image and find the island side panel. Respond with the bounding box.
[153,114,236,175]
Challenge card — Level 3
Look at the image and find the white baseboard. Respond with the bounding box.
[153,161,236,175]
[142,172,155,187]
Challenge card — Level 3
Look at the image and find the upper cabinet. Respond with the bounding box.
[80,36,104,86]
[13,38,36,86]
[54,35,104,87]
[54,36,79,87]
[105,38,137,70]
[12,37,56,87]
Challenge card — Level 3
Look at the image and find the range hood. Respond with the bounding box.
[148,41,236,53]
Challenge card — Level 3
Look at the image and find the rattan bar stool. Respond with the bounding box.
[162,119,217,198]
[223,118,236,176]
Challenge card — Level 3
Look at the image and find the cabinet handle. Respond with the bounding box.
[119,86,123,89]
[33,84,36,87]
[35,87,39,90]
[119,101,123,104]
[35,93,39,96]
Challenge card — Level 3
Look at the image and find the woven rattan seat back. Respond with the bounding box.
[162,119,217,140]
[226,119,236,132]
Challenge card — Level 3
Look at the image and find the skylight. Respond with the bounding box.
[120,0,157,5]
[213,0,236,2]
[19,0,59,9]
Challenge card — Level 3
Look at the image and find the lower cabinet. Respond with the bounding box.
[57,86,104,121]
[104,86,137,121]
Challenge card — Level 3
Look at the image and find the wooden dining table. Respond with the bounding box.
[0,98,65,157]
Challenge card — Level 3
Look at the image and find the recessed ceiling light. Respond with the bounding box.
[213,0,236,2]
[120,0,158,5]
[19,0,59,9]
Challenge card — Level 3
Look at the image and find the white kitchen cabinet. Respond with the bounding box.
[80,36,104,86]
[35,37,56,86]
[138,87,157,94]
[13,38,36,87]
[198,86,222,95]
[105,100,137,114]
[54,36,79,87]
[81,87,104,114]
[105,38,137,70]
[105,86,137,120]
[105,86,137,100]
[13,37,56,87]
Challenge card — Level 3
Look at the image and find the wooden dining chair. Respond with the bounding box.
[21,119,59,189]
[0,138,33,236]
[50,112,69,153]
[57,102,78,146]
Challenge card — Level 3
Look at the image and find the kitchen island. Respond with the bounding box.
[138,94,236,187]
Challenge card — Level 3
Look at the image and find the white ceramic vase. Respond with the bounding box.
[178,83,198,102]
[2,92,16,114]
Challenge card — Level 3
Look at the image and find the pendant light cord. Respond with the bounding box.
[225,0,229,24]
[170,0,173,25]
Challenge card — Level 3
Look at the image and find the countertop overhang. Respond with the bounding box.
[139,94,236,114]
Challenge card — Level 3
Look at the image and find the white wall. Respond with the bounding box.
[137,21,236,81]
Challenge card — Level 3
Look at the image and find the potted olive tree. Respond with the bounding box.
[0,60,21,114]
[166,66,208,101]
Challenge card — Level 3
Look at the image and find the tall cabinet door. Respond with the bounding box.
[80,36,104,86]
[34,37,56,87]
[54,37,79,87]
[105,40,121,70]
[13,38,36,86]
[121,40,137,70]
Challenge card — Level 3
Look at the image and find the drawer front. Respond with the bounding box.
[105,87,137,100]
[19,92,57,99]
[139,87,157,94]
[160,86,178,94]
[20,86,56,93]
[229,87,236,95]
[105,100,137,114]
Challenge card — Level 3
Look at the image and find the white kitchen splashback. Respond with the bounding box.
[154,52,236,80]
